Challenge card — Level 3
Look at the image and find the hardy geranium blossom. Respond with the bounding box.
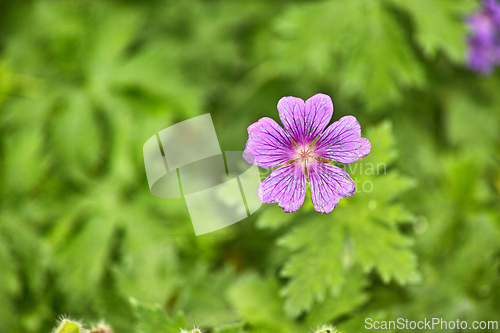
[467,0,500,73]
[243,93,370,214]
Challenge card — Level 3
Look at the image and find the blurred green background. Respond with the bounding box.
[1,0,500,332]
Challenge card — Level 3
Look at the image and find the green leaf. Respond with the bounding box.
[256,205,295,230]
[357,121,399,166]
[213,322,245,333]
[304,268,368,329]
[279,218,345,317]
[279,122,419,317]
[387,0,477,62]
[0,97,51,194]
[0,207,50,332]
[54,214,115,305]
[227,273,298,333]
[0,230,19,332]
[0,61,13,105]
[337,1,425,110]
[113,199,183,306]
[444,91,500,166]
[49,90,103,183]
[173,264,239,327]
[268,0,424,110]
[131,299,187,333]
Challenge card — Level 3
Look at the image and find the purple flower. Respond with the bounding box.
[468,36,500,73]
[468,0,500,40]
[243,93,371,214]
[467,0,500,73]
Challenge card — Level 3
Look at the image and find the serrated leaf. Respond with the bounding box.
[0,97,51,194]
[114,242,178,304]
[227,273,297,333]
[2,127,48,193]
[279,218,345,317]
[387,0,477,62]
[358,120,398,167]
[174,264,238,327]
[114,201,181,305]
[304,268,368,329]
[54,215,115,305]
[338,1,425,110]
[50,90,102,183]
[278,121,419,316]
[269,0,424,110]
[131,299,187,333]
[347,214,418,283]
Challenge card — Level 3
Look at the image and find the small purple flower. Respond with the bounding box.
[243,93,371,214]
[467,0,500,73]
[468,36,500,72]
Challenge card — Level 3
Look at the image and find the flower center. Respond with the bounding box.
[296,146,315,163]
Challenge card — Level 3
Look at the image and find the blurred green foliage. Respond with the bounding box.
[0,0,499,332]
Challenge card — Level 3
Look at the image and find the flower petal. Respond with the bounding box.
[243,117,295,168]
[314,115,371,163]
[308,162,355,214]
[484,0,500,26]
[278,93,333,145]
[259,162,306,213]
[467,36,500,74]
[277,96,305,143]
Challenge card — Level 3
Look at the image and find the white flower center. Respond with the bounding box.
[296,145,315,163]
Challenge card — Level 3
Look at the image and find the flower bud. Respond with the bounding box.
[54,319,84,333]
